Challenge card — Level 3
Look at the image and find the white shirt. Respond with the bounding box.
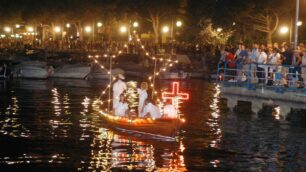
[137,88,148,114]
[257,52,267,68]
[269,53,280,65]
[142,103,161,119]
[114,101,128,117]
[113,80,127,97]
[163,104,177,118]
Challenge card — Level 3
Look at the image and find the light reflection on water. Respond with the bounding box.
[207,84,222,168]
[0,79,306,171]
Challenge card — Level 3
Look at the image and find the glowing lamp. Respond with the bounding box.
[279,26,289,34]
[133,22,139,28]
[85,26,92,33]
[27,27,34,32]
[4,27,11,33]
[120,26,127,33]
[162,26,169,33]
[66,23,71,28]
[176,21,182,27]
[15,24,20,28]
[217,28,222,32]
[54,26,61,33]
[97,22,103,27]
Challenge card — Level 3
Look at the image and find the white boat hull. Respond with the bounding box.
[159,72,190,80]
[14,61,51,79]
[52,64,91,79]
[88,67,125,79]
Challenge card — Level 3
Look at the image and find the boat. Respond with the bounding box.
[113,53,148,78]
[0,60,13,79]
[13,61,53,79]
[51,64,91,79]
[159,70,190,80]
[100,111,183,140]
[87,64,125,79]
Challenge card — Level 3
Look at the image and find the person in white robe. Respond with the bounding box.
[137,82,148,117]
[141,99,162,119]
[163,100,177,118]
[112,74,127,108]
[114,94,129,117]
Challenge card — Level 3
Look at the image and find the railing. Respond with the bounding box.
[216,62,306,94]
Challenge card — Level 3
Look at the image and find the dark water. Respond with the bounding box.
[0,79,306,171]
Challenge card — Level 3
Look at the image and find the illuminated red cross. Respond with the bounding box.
[162,82,189,105]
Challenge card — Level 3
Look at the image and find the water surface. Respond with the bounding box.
[0,79,305,171]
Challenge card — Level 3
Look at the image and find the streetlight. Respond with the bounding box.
[85,26,92,33]
[119,26,127,33]
[4,27,11,33]
[176,21,182,27]
[54,26,61,33]
[66,23,71,28]
[162,26,170,33]
[279,26,289,34]
[133,22,139,28]
[27,26,34,32]
[97,22,103,27]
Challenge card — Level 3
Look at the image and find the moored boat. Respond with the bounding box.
[13,61,53,79]
[159,70,190,80]
[100,111,183,140]
[87,65,125,79]
[52,64,91,79]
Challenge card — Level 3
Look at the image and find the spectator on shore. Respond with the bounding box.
[281,44,294,84]
[257,45,268,84]
[235,44,248,81]
[249,43,260,83]
[301,46,306,87]
[218,47,227,67]
[225,48,236,80]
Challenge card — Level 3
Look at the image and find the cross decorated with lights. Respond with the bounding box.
[162,82,189,105]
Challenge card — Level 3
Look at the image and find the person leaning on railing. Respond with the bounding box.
[250,43,260,83]
[293,51,303,87]
[281,44,294,83]
[302,50,306,87]
[226,48,236,79]
[256,45,268,84]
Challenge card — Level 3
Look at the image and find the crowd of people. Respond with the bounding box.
[111,74,177,119]
[218,43,306,88]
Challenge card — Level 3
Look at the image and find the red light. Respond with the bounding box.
[162,82,189,105]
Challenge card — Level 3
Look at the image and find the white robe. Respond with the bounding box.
[114,101,128,117]
[137,88,148,116]
[142,103,161,119]
[163,104,177,118]
[112,80,127,108]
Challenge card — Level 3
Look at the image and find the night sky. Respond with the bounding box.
[0,0,305,43]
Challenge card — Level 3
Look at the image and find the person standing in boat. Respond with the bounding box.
[163,100,177,119]
[114,94,129,117]
[137,82,148,117]
[141,99,162,119]
[112,74,127,108]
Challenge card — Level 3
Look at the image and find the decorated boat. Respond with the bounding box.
[99,111,184,140]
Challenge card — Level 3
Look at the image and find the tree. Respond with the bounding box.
[248,10,279,45]
[128,0,184,43]
[212,0,293,44]
[198,19,234,45]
